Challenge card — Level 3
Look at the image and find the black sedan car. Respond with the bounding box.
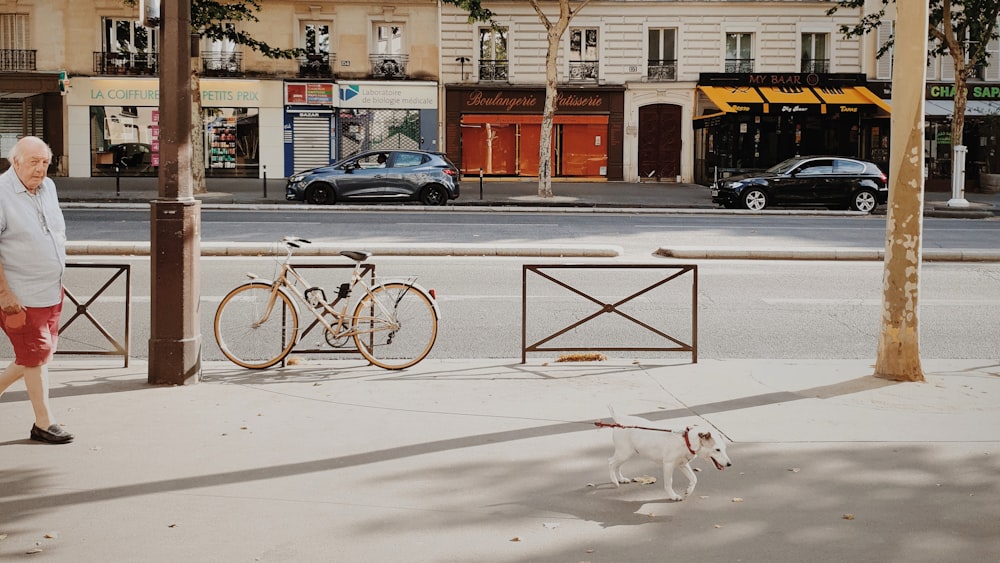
[285,149,460,206]
[711,156,888,213]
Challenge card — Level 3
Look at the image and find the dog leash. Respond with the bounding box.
[594,421,697,455]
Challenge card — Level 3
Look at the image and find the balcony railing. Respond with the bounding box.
[568,60,599,81]
[0,49,36,71]
[725,58,754,73]
[202,52,243,77]
[479,59,508,81]
[369,54,408,79]
[93,51,158,76]
[801,58,830,74]
[647,59,677,81]
[298,52,335,78]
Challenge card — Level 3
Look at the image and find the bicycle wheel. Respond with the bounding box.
[214,282,299,369]
[352,282,438,369]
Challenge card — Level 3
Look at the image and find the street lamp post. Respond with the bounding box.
[148,0,202,385]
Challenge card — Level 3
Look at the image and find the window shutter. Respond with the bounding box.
[875,21,893,79]
[985,36,1000,81]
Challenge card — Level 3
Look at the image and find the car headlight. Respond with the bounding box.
[289,173,308,183]
[725,180,745,190]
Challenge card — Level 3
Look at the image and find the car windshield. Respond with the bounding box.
[765,157,805,174]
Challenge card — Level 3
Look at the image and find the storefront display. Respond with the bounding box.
[693,73,890,185]
[445,85,625,180]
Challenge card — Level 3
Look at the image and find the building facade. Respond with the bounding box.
[3,0,1000,187]
[0,0,443,179]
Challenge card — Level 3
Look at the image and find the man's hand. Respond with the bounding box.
[0,289,22,315]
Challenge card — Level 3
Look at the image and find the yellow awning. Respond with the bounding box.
[757,86,823,105]
[814,86,892,113]
[698,86,765,112]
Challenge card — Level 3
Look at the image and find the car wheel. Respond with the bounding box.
[851,189,878,213]
[420,184,448,206]
[305,183,334,205]
[742,189,768,210]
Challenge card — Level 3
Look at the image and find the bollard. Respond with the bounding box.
[262,164,268,198]
[115,164,121,197]
[479,167,484,200]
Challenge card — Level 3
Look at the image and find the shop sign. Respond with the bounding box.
[75,77,262,107]
[928,83,1000,101]
[459,89,610,113]
[285,82,334,105]
[338,83,436,109]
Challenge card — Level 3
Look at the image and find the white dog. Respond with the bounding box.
[606,407,732,501]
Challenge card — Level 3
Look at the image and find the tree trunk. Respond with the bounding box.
[538,26,560,199]
[874,0,926,382]
[190,69,206,194]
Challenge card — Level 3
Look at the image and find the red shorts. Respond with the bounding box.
[1,301,62,368]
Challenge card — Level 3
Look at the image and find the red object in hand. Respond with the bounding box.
[5,310,25,329]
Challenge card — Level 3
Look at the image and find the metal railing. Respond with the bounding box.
[725,58,754,73]
[568,60,599,81]
[801,58,830,74]
[56,263,132,367]
[369,54,409,79]
[0,49,36,71]
[93,51,158,75]
[297,52,336,78]
[521,264,698,363]
[479,59,508,81]
[647,59,677,81]
[202,52,243,76]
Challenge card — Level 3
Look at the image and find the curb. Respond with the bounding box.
[67,241,624,258]
[656,246,1000,262]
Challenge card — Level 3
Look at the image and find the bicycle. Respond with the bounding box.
[213,236,440,370]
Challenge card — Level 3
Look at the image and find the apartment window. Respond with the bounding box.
[302,22,330,54]
[371,24,407,79]
[104,18,157,54]
[647,28,676,81]
[203,23,240,75]
[478,26,508,81]
[725,32,753,73]
[801,33,829,73]
[0,13,33,71]
[101,18,157,74]
[374,24,403,55]
[569,27,599,80]
[0,13,28,49]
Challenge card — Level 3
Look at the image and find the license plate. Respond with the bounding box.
[711,188,719,197]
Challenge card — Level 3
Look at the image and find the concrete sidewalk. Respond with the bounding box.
[2,358,998,562]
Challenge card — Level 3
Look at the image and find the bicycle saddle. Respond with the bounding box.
[340,250,372,262]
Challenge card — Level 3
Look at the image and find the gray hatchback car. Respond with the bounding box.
[285,149,461,206]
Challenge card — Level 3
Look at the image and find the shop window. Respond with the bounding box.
[89,106,158,176]
[725,32,753,73]
[204,107,260,177]
[478,26,508,81]
[801,33,829,73]
[569,27,599,81]
[647,28,676,81]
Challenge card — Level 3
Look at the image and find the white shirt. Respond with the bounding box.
[0,167,66,307]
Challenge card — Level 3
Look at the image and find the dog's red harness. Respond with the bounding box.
[594,421,698,455]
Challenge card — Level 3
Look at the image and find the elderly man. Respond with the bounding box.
[0,136,72,444]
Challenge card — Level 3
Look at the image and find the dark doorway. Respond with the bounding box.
[638,104,681,181]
